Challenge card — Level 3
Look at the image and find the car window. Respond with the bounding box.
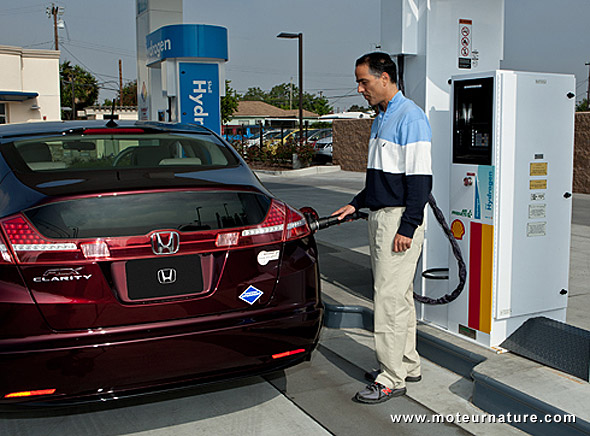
[24,191,271,238]
[6,132,238,172]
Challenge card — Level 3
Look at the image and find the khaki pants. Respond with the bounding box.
[369,207,424,389]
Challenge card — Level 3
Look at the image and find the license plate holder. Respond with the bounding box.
[125,255,203,301]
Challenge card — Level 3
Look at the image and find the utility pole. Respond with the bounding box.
[289,77,293,110]
[277,32,304,145]
[70,76,75,120]
[119,59,123,109]
[586,62,590,104]
[46,3,63,51]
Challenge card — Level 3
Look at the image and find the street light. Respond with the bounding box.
[277,32,303,145]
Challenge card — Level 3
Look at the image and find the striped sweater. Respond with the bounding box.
[350,91,432,238]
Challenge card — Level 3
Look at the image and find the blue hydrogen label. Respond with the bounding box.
[479,165,495,221]
[179,62,220,134]
[146,24,228,65]
[239,286,264,305]
[474,174,481,220]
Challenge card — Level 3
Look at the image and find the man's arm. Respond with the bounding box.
[398,174,432,238]
[397,118,432,240]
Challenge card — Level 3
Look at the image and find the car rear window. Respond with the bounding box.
[24,191,271,238]
[5,132,238,172]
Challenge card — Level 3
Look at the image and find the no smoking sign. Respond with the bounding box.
[458,18,473,69]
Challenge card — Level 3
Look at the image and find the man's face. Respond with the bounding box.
[355,63,389,108]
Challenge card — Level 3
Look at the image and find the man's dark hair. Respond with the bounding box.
[355,52,397,84]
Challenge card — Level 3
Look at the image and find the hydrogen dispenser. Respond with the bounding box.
[447,70,575,348]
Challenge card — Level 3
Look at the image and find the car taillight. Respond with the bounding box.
[239,200,286,246]
[0,233,14,264]
[284,205,311,241]
[4,388,56,399]
[216,200,311,248]
[80,240,111,259]
[83,128,145,134]
[1,215,81,264]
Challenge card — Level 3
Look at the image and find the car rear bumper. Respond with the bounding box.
[0,303,323,405]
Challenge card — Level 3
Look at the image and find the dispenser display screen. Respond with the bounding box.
[453,77,494,165]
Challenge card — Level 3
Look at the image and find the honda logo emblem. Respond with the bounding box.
[151,231,180,255]
[157,268,177,284]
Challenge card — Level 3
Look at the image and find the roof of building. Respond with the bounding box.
[282,108,320,118]
[233,100,318,118]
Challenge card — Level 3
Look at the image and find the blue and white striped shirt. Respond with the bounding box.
[350,91,433,238]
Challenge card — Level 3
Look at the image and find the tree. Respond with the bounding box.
[308,95,331,116]
[577,98,590,112]
[242,87,266,101]
[221,80,240,124]
[348,104,372,112]
[117,80,137,106]
[241,82,333,116]
[60,61,99,119]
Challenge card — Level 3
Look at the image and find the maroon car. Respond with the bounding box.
[0,120,322,404]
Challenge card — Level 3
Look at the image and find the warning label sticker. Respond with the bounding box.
[528,203,547,219]
[458,19,472,69]
[527,222,547,237]
[530,179,548,190]
[530,162,548,176]
[531,193,546,201]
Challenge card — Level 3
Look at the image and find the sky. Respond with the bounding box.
[0,0,589,112]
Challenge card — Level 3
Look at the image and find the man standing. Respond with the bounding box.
[333,52,432,404]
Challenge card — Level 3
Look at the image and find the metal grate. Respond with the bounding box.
[501,316,590,382]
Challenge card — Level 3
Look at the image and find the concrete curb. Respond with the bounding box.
[323,304,590,435]
[471,371,590,436]
[253,165,341,177]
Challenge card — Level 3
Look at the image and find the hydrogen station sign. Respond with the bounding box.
[144,24,228,133]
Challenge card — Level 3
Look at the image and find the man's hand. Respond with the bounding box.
[393,233,412,252]
[332,204,356,220]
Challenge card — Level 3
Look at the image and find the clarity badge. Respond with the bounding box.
[239,286,264,305]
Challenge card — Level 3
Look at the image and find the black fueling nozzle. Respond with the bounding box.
[300,206,368,233]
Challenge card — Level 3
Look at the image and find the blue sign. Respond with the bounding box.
[239,286,264,305]
[179,62,221,133]
[146,24,228,65]
[479,165,495,220]
[474,175,481,220]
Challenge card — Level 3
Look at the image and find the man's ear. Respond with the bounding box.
[381,72,391,86]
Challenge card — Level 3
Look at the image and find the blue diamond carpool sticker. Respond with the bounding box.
[239,286,264,305]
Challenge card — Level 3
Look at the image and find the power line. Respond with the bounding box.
[22,40,54,49]
[60,44,135,83]
[65,39,135,57]
[0,4,46,15]
[325,88,359,103]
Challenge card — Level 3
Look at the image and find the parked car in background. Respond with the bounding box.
[245,129,285,148]
[0,120,323,405]
[306,129,332,148]
[222,124,261,142]
[313,136,333,163]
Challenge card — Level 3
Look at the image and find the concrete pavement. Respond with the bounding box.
[3,166,588,435]
[257,166,590,435]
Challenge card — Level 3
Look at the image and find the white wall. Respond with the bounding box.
[0,45,61,123]
[380,0,505,327]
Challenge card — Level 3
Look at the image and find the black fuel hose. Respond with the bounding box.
[413,194,467,305]
[306,210,369,232]
[302,193,467,306]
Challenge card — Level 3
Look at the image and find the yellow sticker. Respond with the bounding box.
[530,162,548,176]
[530,179,547,190]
